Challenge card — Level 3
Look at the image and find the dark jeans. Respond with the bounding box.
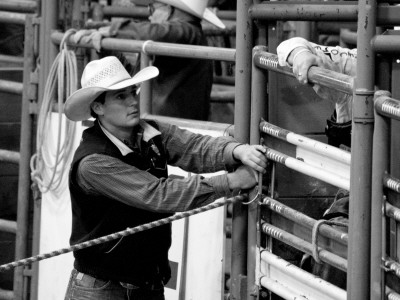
[64,269,165,300]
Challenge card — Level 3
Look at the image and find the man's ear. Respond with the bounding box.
[91,101,103,116]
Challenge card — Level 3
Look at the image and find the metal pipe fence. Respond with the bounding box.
[261,222,347,272]
[371,91,400,299]
[101,5,237,21]
[260,251,346,300]
[253,50,354,95]
[0,219,17,234]
[0,150,20,164]
[0,11,26,24]
[262,197,348,246]
[142,114,234,136]
[0,80,23,95]
[0,55,24,66]
[248,2,400,25]
[0,0,37,13]
[50,32,236,62]
[260,121,351,165]
[264,146,350,190]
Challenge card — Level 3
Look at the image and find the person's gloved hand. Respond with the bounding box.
[73,26,111,51]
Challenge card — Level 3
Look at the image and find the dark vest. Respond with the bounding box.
[69,120,172,286]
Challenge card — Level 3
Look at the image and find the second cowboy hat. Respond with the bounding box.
[64,56,159,122]
[134,0,226,29]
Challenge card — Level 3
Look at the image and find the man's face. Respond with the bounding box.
[93,86,140,133]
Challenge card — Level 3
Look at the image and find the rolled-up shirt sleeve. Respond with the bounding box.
[277,37,316,67]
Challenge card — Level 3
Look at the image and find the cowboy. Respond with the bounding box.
[75,0,226,121]
[63,56,267,300]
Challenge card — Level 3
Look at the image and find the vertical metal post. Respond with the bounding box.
[347,0,376,298]
[370,91,391,300]
[389,55,400,262]
[30,1,59,300]
[140,52,153,116]
[231,0,253,299]
[248,46,268,300]
[13,15,35,300]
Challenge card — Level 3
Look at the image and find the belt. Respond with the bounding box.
[120,280,164,291]
[75,269,164,291]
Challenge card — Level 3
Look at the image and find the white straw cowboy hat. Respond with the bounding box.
[64,56,159,121]
[135,0,226,29]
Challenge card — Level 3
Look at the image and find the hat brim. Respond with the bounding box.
[203,8,226,29]
[157,0,226,29]
[64,66,159,121]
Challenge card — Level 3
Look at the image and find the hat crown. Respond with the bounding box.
[81,56,131,89]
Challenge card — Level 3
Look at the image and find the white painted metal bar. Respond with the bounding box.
[260,277,309,300]
[260,121,351,165]
[265,147,350,190]
[0,219,17,234]
[260,251,346,300]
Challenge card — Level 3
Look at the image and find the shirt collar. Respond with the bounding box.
[99,120,161,156]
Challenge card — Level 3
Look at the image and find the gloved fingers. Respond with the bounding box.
[73,29,97,44]
[97,26,111,37]
[91,32,103,52]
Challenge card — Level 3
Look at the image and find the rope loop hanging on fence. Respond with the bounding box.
[0,194,245,272]
[30,28,79,194]
[311,219,348,264]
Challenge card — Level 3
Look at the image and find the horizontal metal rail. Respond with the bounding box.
[141,40,235,61]
[261,222,348,272]
[384,258,400,278]
[340,28,357,46]
[210,90,234,103]
[0,150,20,164]
[102,5,237,20]
[102,5,148,18]
[51,31,236,62]
[0,219,17,234]
[386,202,400,222]
[264,147,350,190]
[253,50,354,95]
[260,251,346,300]
[248,2,400,25]
[0,288,13,300]
[262,197,348,245]
[372,35,400,54]
[142,114,234,136]
[384,173,400,193]
[0,55,24,66]
[0,11,26,24]
[0,0,37,13]
[260,120,351,164]
[386,287,400,300]
[374,94,400,120]
[0,80,23,95]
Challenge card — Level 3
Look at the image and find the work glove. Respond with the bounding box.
[73,26,111,52]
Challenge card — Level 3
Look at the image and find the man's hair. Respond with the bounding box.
[90,92,106,118]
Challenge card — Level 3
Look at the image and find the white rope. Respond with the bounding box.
[30,29,78,194]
